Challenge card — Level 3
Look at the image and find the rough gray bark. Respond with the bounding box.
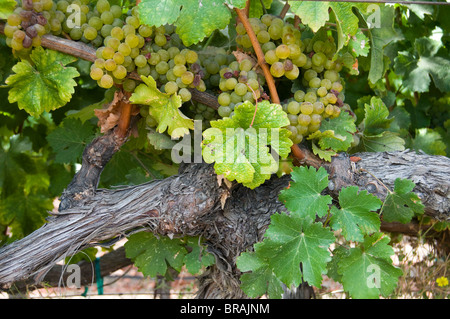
[0,147,448,297]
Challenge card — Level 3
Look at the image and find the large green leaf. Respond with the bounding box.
[5,47,80,117]
[278,166,332,220]
[138,0,246,46]
[394,37,450,93]
[46,118,97,164]
[338,233,403,298]
[381,178,424,224]
[0,0,17,19]
[330,186,382,242]
[313,111,356,152]
[258,214,335,288]
[202,100,292,189]
[130,75,194,138]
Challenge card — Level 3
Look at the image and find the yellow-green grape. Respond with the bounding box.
[265,50,279,64]
[173,64,187,77]
[112,65,127,79]
[275,44,290,59]
[270,62,284,77]
[325,104,334,117]
[118,43,131,56]
[225,77,238,90]
[331,81,343,92]
[102,46,115,60]
[90,67,103,81]
[84,26,98,41]
[287,101,300,115]
[298,114,311,126]
[134,55,147,68]
[185,50,198,64]
[146,115,158,128]
[104,59,117,72]
[181,71,194,85]
[294,90,305,102]
[178,88,192,102]
[113,52,125,65]
[123,78,136,92]
[100,74,114,88]
[317,86,328,97]
[138,25,153,37]
[285,65,299,80]
[310,114,322,125]
[304,92,317,103]
[218,92,231,106]
[174,53,186,65]
[300,102,314,115]
[125,34,139,48]
[313,102,325,114]
[326,93,338,105]
[164,81,178,95]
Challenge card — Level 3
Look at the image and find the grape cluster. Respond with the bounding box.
[236,14,349,143]
[215,58,267,118]
[3,0,55,55]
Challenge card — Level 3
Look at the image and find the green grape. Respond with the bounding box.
[217,105,232,117]
[324,70,339,82]
[111,26,124,40]
[113,52,124,65]
[146,115,158,127]
[89,17,103,31]
[7,13,21,27]
[247,78,259,91]
[126,16,140,29]
[101,11,114,25]
[285,65,299,80]
[139,25,153,37]
[104,59,117,72]
[275,44,290,59]
[113,65,127,79]
[287,101,301,115]
[264,50,278,65]
[257,30,270,44]
[297,114,311,126]
[286,125,298,137]
[179,88,192,102]
[310,114,322,125]
[331,81,343,92]
[268,23,282,40]
[309,123,321,133]
[240,34,252,48]
[303,69,317,82]
[296,125,308,135]
[234,83,248,96]
[300,102,314,115]
[111,5,123,18]
[94,58,105,69]
[102,46,115,59]
[309,77,321,88]
[96,0,110,13]
[123,78,136,92]
[69,27,83,40]
[205,60,220,74]
[325,104,334,116]
[312,52,327,67]
[154,34,167,47]
[134,55,147,68]
[317,87,328,97]
[122,24,135,36]
[313,102,325,114]
[106,37,120,50]
[118,43,131,56]
[125,34,139,48]
[174,54,186,65]
[158,49,170,62]
[90,67,103,81]
[13,30,25,41]
[294,90,305,102]
[239,59,253,72]
[288,114,298,125]
[270,62,284,78]
[304,92,317,103]
[101,24,114,38]
[326,93,338,104]
[225,77,238,91]
[165,81,178,95]
[173,64,187,77]
[313,40,325,53]
[155,61,169,74]
[181,71,194,85]
[218,92,231,106]
[100,74,114,88]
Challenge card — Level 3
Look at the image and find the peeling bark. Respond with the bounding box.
[0,146,448,297]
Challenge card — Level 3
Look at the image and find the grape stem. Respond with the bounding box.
[246,83,259,128]
[117,91,133,139]
[234,7,307,162]
[234,7,280,105]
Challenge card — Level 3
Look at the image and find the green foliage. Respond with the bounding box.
[124,232,214,277]
[130,75,194,138]
[202,100,292,189]
[5,48,80,117]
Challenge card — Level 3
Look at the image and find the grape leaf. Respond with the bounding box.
[348,30,370,57]
[259,214,335,288]
[138,0,246,46]
[0,192,53,239]
[311,141,337,162]
[5,47,80,117]
[237,246,284,299]
[249,0,272,18]
[330,186,382,242]
[125,232,187,278]
[352,131,405,153]
[381,178,424,224]
[394,37,450,93]
[316,111,356,152]
[46,118,97,164]
[289,1,368,52]
[360,97,393,135]
[360,5,399,84]
[278,166,332,220]
[183,237,215,275]
[202,100,292,189]
[130,75,194,138]
[0,0,17,19]
[338,233,403,299]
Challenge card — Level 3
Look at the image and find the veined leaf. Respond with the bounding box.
[130,75,194,138]
[330,186,382,242]
[5,47,79,117]
[338,233,403,298]
[201,100,292,189]
[278,166,332,220]
[381,178,424,223]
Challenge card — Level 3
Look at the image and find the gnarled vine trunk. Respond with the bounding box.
[0,127,448,298]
